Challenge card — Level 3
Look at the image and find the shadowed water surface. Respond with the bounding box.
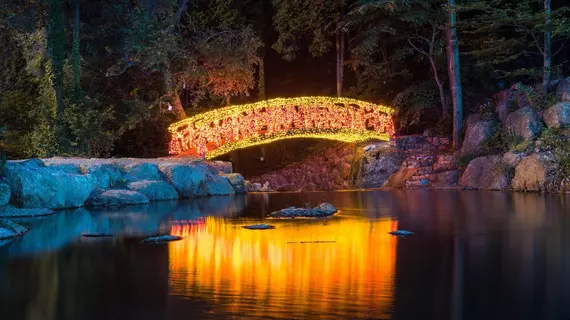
[1,190,570,320]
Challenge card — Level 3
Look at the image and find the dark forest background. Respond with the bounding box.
[0,0,569,159]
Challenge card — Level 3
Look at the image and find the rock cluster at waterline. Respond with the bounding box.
[0,157,246,214]
[269,202,338,218]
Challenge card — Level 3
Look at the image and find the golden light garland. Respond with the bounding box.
[168,96,395,159]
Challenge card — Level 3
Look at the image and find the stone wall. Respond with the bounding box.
[0,157,245,214]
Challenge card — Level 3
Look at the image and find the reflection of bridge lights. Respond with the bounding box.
[168,97,395,159]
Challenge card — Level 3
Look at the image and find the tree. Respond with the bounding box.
[272,0,350,97]
[447,0,463,150]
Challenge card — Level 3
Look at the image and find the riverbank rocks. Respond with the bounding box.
[127,180,179,201]
[511,152,560,192]
[159,163,209,198]
[124,163,162,181]
[543,102,570,128]
[0,181,10,207]
[503,107,543,140]
[4,159,97,209]
[461,121,498,156]
[269,202,338,218]
[83,164,123,189]
[87,189,150,207]
[0,219,29,240]
[459,156,513,190]
[224,174,246,193]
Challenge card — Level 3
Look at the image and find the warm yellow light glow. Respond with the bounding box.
[168,217,398,318]
[168,96,395,159]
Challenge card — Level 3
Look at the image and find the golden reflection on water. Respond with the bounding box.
[168,217,398,318]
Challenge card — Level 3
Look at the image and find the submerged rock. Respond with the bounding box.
[0,205,55,218]
[242,224,275,230]
[389,230,415,236]
[0,219,29,240]
[87,189,150,207]
[141,235,183,243]
[269,202,338,218]
[82,233,114,238]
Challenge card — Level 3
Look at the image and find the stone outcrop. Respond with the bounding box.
[459,156,513,190]
[202,175,235,196]
[3,159,97,209]
[460,120,497,156]
[87,189,150,207]
[511,152,560,192]
[127,180,179,201]
[543,102,570,128]
[159,163,211,198]
[224,174,247,193]
[124,163,162,181]
[503,107,543,140]
[269,202,338,218]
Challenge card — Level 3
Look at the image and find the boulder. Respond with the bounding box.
[557,78,570,102]
[358,152,402,188]
[437,170,460,185]
[0,181,10,207]
[141,235,183,243]
[543,102,570,128]
[459,156,513,190]
[0,205,54,218]
[503,107,543,141]
[126,180,179,201]
[461,120,498,156]
[159,163,209,198]
[245,181,271,192]
[269,202,338,218]
[87,189,150,207]
[433,155,457,172]
[45,163,82,174]
[202,175,235,196]
[3,159,97,209]
[209,161,233,174]
[124,163,162,181]
[83,164,123,189]
[0,219,29,240]
[511,152,560,192]
[502,151,525,168]
[224,173,247,193]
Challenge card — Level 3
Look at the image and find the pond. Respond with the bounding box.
[1,190,570,320]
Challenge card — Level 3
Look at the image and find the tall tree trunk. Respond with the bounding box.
[543,0,552,94]
[428,57,447,118]
[72,0,81,99]
[446,0,463,150]
[336,30,344,97]
[258,57,266,100]
[164,64,187,120]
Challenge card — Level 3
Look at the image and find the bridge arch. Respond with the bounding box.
[168,96,395,159]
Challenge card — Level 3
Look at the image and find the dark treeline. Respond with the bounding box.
[0,0,569,158]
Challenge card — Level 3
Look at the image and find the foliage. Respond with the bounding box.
[392,81,440,129]
[0,125,6,176]
[538,127,570,177]
[482,128,530,154]
[457,154,474,169]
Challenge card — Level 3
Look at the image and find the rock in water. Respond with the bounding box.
[87,189,150,207]
[389,230,415,236]
[141,235,183,243]
[82,233,114,238]
[269,202,338,218]
[242,224,275,230]
[0,220,29,240]
[126,180,179,201]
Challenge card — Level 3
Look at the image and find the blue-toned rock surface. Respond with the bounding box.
[83,164,123,189]
[159,163,209,198]
[127,180,179,201]
[224,173,247,193]
[0,220,29,240]
[87,189,149,207]
[141,235,182,243]
[203,175,235,196]
[124,163,162,181]
[0,181,10,207]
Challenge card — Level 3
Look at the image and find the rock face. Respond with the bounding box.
[358,151,402,188]
[503,107,543,140]
[83,164,123,189]
[557,78,570,102]
[159,164,210,198]
[461,121,497,155]
[502,152,525,168]
[0,181,10,207]
[87,189,150,207]
[224,174,247,193]
[202,175,235,196]
[269,202,338,218]
[127,180,179,201]
[511,152,560,192]
[543,102,570,128]
[4,159,97,209]
[124,163,162,181]
[459,156,513,190]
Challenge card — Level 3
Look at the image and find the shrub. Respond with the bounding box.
[457,154,474,169]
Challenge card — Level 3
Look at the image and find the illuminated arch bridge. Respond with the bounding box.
[168,97,396,159]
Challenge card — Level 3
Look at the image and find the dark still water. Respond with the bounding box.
[1,190,570,320]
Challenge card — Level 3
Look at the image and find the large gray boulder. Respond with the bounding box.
[124,163,162,181]
[159,163,210,198]
[461,121,498,156]
[557,78,570,102]
[224,173,246,193]
[203,175,235,196]
[83,164,123,189]
[4,159,97,209]
[459,156,513,190]
[543,102,570,128]
[87,189,149,207]
[0,181,10,207]
[511,152,560,192]
[503,107,543,140]
[358,151,402,188]
[127,180,179,201]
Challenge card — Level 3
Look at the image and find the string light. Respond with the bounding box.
[168,96,395,159]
